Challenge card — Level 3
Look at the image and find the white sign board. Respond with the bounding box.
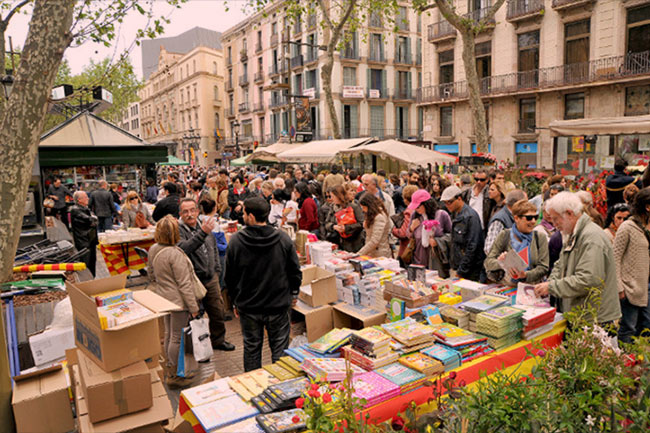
[303,88,316,99]
[342,86,364,98]
[368,89,380,99]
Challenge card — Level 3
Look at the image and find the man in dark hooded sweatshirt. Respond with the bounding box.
[225,197,302,371]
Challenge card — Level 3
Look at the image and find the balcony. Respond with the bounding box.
[270,33,278,47]
[240,49,248,61]
[269,96,289,109]
[305,50,318,64]
[427,21,456,43]
[254,71,264,83]
[368,50,386,63]
[238,102,250,113]
[255,42,262,53]
[239,74,249,86]
[341,49,359,61]
[552,0,596,11]
[281,30,289,42]
[253,102,265,112]
[465,7,496,29]
[269,63,288,76]
[366,86,389,99]
[392,88,414,100]
[291,54,304,68]
[506,0,544,22]
[394,52,412,65]
[518,118,537,133]
[416,50,650,104]
[226,79,234,92]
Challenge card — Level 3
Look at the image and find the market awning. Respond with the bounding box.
[277,137,374,163]
[244,141,305,163]
[549,115,650,137]
[339,139,458,167]
[40,111,145,146]
[159,155,190,166]
[38,145,168,167]
[230,155,251,166]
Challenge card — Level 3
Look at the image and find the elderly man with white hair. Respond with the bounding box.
[534,191,621,326]
[358,174,395,216]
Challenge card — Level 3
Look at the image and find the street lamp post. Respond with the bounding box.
[1,73,14,100]
[232,120,241,158]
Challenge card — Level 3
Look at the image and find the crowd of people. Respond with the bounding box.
[49,158,650,386]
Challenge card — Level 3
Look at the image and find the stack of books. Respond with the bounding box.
[517,305,558,339]
[381,318,436,353]
[255,408,306,433]
[476,306,524,350]
[340,346,399,370]
[452,279,488,301]
[284,345,340,363]
[420,344,462,372]
[374,362,427,394]
[398,352,445,377]
[350,327,391,357]
[251,377,308,414]
[307,328,354,355]
[460,294,510,331]
[263,361,304,381]
[191,394,259,432]
[300,358,366,382]
[96,299,154,330]
[351,371,401,408]
[429,323,492,362]
[228,370,279,402]
[439,305,470,329]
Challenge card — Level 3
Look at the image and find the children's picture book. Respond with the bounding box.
[255,408,306,433]
[192,394,259,432]
[516,283,549,307]
[181,378,236,407]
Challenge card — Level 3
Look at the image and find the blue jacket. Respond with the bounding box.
[450,204,485,280]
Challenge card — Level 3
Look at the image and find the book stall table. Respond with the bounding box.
[176,320,566,433]
[98,238,154,275]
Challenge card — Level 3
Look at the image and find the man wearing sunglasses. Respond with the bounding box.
[460,169,494,231]
[484,189,528,254]
[441,185,485,281]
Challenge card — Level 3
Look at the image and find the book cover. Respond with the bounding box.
[181,378,236,408]
[256,409,306,433]
[192,395,259,432]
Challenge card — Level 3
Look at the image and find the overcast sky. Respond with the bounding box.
[5,0,250,78]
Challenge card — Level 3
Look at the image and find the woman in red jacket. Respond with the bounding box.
[296,182,320,232]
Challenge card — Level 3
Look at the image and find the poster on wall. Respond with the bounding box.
[638,134,650,151]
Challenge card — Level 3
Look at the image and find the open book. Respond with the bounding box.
[499,248,528,273]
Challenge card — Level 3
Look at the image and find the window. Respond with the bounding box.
[370,34,384,61]
[258,86,264,104]
[294,73,303,94]
[368,68,385,94]
[440,106,453,136]
[307,33,318,61]
[343,67,356,86]
[439,50,454,84]
[181,112,186,130]
[257,57,263,73]
[227,47,232,63]
[565,19,590,64]
[564,92,584,119]
[306,69,318,90]
[518,30,539,87]
[342,31,358,58]
[395,106,409,138]
[242,38,247,51]
[186,64,189,76]
[475,41,491,85]
[343,105,358,138]
[213,86,219,100]
[271,22,277,35]
[397,6,408,31]
[193,59,196,73]
[396,71,411,98]
[369,11,382,28]
[396,36,410,63]
[193,84,197,101]
[215,113,220,129]
[370,105,385,138]
[243,62,248,77]
[257,30,262,47]
[519,98,536,133]
[625,85,650,116]
[627,5,650,55]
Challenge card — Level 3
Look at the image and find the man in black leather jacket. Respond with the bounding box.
[89,180,116,232]
[441,185,485,281]
[70,191,98,276]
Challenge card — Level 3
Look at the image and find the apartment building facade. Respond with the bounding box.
[420,0,650,169]
[118,102,141,138]
[221,1,424,155]
[139,45,225,166]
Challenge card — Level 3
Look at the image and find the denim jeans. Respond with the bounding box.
[97,216,113,232]
[239,308,291,372]
[619,294,650,343]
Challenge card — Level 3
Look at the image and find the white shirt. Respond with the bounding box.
[469,187,485,228]
[285,200,298,223]
[269,202,285,226]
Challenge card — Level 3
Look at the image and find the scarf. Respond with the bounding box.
[510,224,533,271]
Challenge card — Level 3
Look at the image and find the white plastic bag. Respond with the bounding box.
[189,316,212,363]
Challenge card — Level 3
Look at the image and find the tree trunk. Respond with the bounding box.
[0,0,75,283]
[321,48,341,139]
[459,28,489,154]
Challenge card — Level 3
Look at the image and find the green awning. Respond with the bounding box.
[38,145,168,167]
[159,155,190,166]
[230,156,251,166]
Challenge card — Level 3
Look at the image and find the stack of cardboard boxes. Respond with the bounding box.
[12,275,177,433]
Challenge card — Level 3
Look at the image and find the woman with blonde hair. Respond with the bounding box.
[148,215,202,387]
[122,191,154,228]
[357,193,392,258]
[487,180,506,221]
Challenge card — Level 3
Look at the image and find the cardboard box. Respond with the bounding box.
[12,365,75,433]
[76,362,172,433]
[292,300,333,342]
[67,275,181,372]
[29,326,75,367]
[298,265,337,307]
[332,302,386,330]
[77,350,153,423]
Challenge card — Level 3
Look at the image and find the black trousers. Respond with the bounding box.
[202,275,227,347]
[239,308,291,372]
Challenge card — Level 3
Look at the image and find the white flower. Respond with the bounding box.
[585,415,596,427]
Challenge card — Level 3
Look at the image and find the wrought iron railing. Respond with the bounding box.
[427,20,456,42]
[238,102,250,113]
[507,0,544,20]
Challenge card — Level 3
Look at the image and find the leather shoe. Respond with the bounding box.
[213,341,235,351]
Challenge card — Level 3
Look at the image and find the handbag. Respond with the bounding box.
[334,206,357,239]
[135,210,150,228]
[152,247,207,301]
[400,238,416,264]
[43,198,55,209]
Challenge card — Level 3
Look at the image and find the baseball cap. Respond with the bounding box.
[440,185,462,202]
[407,189,432,210]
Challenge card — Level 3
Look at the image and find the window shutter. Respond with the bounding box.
[350,105,358,137]
[379,35,384,61]
[416,38,422,64]
[407,37,412,64]
[407,71,412,98]
[382,70,387,96]
[367,68,371,90]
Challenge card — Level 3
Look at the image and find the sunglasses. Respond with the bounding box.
[520,214,538,221]
[474,177,487,182]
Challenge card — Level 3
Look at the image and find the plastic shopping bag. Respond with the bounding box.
[189,315,212,363]
[177,326,189,377]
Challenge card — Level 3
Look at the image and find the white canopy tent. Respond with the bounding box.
[244,141,305,163]
[276,137,374,163]
[339,139,458,167]
[549,115,650,137]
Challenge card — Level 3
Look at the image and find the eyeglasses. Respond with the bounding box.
[474,177,487,182]
[520,214,538,221]
[180,208,197,214]
[129,197,138,201]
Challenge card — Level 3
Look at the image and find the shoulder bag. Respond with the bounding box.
[152,246,207,301]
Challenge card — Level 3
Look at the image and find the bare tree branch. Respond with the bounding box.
[478,0,507,28]
[2,0,31,27]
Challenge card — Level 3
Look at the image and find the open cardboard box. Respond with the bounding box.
[292,300,333,342]
[298,265,337,307]
[12,365,75,433]
[332,302,386,330]
[67,274,181,372]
